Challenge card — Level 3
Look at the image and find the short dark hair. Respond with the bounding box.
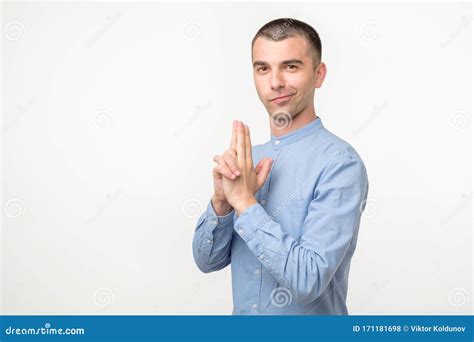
[251,18,322,67]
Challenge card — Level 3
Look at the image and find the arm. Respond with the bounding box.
[192,197,235,273]
[192,120,267,273]
[233,155,369,304]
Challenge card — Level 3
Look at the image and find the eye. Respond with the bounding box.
[257,66,268,72]
[287,64,297,70]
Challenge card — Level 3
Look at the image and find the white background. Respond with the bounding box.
[1,1,472,314]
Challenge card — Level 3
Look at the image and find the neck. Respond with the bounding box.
[270,105,318,137]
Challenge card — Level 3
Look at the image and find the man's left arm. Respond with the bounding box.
[233,155,369,305]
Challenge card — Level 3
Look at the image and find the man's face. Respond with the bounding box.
[252,35,322,119]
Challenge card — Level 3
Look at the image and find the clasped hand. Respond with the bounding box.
[212,121,273,216]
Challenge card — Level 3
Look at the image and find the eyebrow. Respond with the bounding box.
[252,59,304,68]
[281,59,304,66]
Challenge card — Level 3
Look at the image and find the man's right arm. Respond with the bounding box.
[192,197,235,273]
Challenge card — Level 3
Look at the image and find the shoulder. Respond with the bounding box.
[313,126,366,166]
[304,128,369,188]
[312,130,369,200]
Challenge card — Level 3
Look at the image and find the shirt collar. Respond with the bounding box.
[270,116,323,148]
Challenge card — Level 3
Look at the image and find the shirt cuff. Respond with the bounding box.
[206,200,235,227]
[233,203,272,242]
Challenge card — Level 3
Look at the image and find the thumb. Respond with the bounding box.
[254,159,265,175]
[256,158,273,187]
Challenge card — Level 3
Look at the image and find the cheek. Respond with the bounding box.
[291,75,314,98]
[254,77,266,98]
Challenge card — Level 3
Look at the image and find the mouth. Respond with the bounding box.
[270,94,294,105]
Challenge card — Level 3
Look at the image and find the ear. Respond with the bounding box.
[314,62,327,89]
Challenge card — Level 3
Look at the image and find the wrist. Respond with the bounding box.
[233,195,258,216]
[211,195,233,216]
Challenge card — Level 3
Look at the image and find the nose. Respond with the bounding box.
[270,70,285,91]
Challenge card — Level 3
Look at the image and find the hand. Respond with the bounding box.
[220,121,273,215]
[211,125,242,216]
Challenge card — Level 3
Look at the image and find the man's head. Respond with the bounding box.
[251,18,326,125]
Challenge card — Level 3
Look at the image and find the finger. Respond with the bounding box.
[224,148,237,159]
[212,165,222,180]
[244,125,252,167]
[214,155,237,179]
[215,152,240,176]
[213,155,229,173]
[214,164,236,180]
[230,120,237,150]
[223,151,240,176]
[213,155,222,164]
[236,121,246,166]
[257,158,273,188]
[254,159,265,175]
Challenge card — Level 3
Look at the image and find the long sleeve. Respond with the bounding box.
[233,155,369,305]
[192,199,235,273]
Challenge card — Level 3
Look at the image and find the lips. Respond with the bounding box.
[271,94,294,105]
[271,94,294,101]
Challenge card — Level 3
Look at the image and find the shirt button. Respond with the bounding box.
[238,229,243,234]
[259,254,264,260]
[206,239,212,244]
[211,220,217,225]
[255,269,260,275]
[261,199,266,205]
[275,140,280,145]
[251,303,257,309]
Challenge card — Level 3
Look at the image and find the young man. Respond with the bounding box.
[192,18,369,315]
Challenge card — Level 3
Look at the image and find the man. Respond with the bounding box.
[192,18,369,315]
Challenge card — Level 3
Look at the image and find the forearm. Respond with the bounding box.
[192,199,235,273]
[234,203,358,305]
[233,204,321,303]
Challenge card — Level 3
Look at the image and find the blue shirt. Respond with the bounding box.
[192,117,369,315]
